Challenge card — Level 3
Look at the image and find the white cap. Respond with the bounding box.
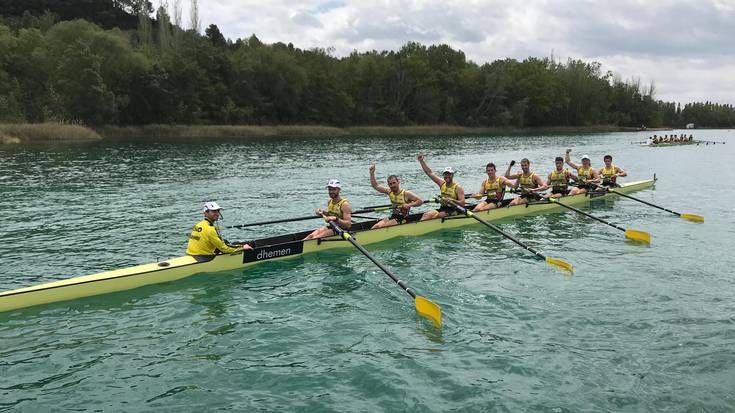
[326,179,342,188]
[203,201,222,211]
[442,167,455,174]
[581,155,591,161]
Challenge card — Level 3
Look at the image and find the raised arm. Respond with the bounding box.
[417,153,444,187]
[369,164,391,194]
[505,160,520,179]
[565,149,581,170]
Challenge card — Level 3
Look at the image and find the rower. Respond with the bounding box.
[506,158,546,206]
[543,156,579,199]
[303,179,352,240]
[368,164,423,229]
[565,149,600,195]
[472,162,513,211]
[417,153,464,220]
[599,155,627,187]
[186,201,252,262]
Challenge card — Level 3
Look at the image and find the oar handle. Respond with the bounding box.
[323,217,418,299]
[599,185,681,217]
[548,198,627,233]
[443,198,549,261]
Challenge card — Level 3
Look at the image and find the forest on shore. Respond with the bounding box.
[1,0,734,129]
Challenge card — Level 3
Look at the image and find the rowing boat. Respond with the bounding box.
[640,140,702,147]
[0,178,655,313]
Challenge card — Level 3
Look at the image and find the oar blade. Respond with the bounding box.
[545,257,573,273]
[415,296,442,328]
[681,213,704,223]
[625,229,651,244]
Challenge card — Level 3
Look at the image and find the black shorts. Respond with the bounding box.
[520,192,541,200]
[551,188,571,196]
[601,181,619,188]
[484,198,503,207]
[435,205,458,215]
[388,212,408,224]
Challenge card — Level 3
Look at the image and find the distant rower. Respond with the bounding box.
[565,149,600,195]
[599,155,627,187]
[418,153,465,220]
[506,158,546,206]
[369,164,423,229]
[472,162,513,211]
[304,180,352,240]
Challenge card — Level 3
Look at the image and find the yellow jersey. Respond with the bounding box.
[484,176,504,200]
[519,172,537,189]
[550,169,569,191]
[186,219,243,256]
[327,198,348,219]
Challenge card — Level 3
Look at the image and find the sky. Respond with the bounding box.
[166,0,735,105]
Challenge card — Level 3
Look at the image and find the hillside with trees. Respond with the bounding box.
[1,0,733,128]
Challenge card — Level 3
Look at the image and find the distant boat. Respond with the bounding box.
[686,123,695,129]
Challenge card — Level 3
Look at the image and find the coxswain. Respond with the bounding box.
[417,153,465,220]
[186,201,252,262]
[565,149,600,195]
[369,164,423,229]
[472,162,513,211]
[506,158,547,206]
[543,156,579,199]
[599,155,627,187]
[304,180,352,240]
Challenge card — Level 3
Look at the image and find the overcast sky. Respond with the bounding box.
[170,0,734,104]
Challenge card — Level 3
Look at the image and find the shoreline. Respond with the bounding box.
[1,123,673,144]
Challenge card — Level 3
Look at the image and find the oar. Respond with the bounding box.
[547,198,651,243]
[443,198,573,272]
[226,206,394,229]
[596,185,704,222]
[322,217,442,328]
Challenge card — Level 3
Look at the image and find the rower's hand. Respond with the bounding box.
[369,164,376,173]
[417,153,426,162]
[325,215,337,222]
[315,208,324,216]
[242,244,253,250]
[566,148,572,154]
[473,193,483,200]
[399,205,410,215]
[509,160,516,166]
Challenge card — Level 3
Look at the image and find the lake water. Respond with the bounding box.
[1,130,734,411]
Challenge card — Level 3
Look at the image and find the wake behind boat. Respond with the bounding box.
[0,178,657,314]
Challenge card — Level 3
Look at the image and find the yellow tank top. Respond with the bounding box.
[327,198,348,219]
[440,182,460,203]
[389,189,406,207]
[550,169,569,190]
[519,172,536,189]
[601,165,617,183]
[578,166,592,182]
[484,176,503,200]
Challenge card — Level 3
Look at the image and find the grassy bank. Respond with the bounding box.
[0,123,102,144]
[97,124,657,140]
[2,123,665,144]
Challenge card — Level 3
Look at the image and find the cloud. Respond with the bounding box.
[162,0,734,103]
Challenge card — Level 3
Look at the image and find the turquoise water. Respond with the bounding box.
[1,131,734,411]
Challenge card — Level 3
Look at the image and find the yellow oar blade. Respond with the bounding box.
[681,213,704,223]
[415,296,442,328]
[625,229,651,244]
[545,257,573,273]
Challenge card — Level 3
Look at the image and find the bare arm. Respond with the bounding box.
[615,166,627,177]
[417,154,444,187]
[338,202,352,229]
[369,164,391,194]
[565,149,581,170]
[567,170,579,182]
[455,185,465,207]
[403,190,423,208]
[505,161,520,179]
[529,174,548,192]
[474,179,487,199]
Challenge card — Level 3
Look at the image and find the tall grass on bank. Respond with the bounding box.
[97,125,348,139]
[0,123,102,144]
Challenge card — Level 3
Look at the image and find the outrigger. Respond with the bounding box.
[1,176,697,316]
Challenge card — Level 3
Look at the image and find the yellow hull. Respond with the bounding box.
[0,179,655,313]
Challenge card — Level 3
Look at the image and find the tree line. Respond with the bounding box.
[1,2,734,128]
